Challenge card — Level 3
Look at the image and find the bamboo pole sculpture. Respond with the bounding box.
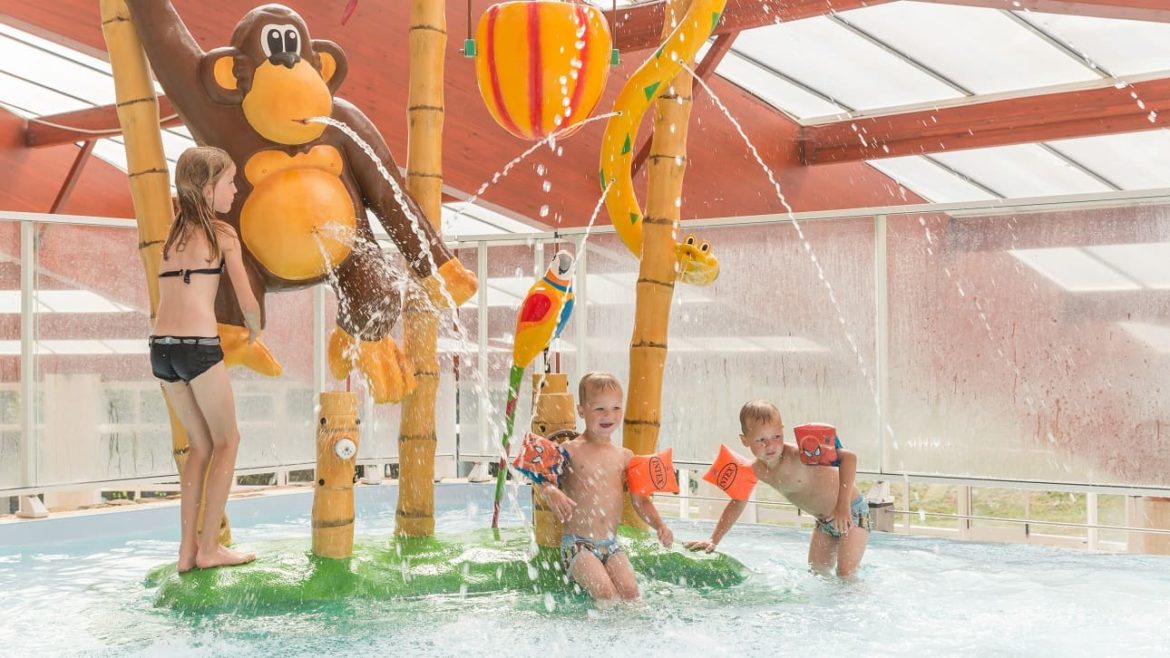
[397,0,447,537]
[622,0,697,528]
[312,391,360,558]
[99,0,230,544]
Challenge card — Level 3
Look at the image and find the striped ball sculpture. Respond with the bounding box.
[475,1,612,141]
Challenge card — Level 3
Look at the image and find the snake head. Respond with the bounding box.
[675,234,719,286]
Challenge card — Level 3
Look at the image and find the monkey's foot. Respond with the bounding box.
[217,324,282,377]
[327,328,416,403]
[421,258,478,308]
[675,234,720,286]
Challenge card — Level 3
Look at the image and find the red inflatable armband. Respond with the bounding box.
[512,434,568,486]
[794,423,841,466]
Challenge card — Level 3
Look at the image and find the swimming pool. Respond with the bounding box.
[1,483,1167,657]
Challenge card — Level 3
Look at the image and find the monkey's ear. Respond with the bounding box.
[199,47,245,104]
[312,40,348,94]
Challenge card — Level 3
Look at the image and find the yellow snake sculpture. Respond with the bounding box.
[598,0,726,286]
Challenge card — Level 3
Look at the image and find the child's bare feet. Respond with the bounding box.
[194,545,256,569]
[177,545,198,573]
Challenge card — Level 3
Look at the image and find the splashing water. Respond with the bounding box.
[446,112,618,227]
[306,115,540,532]
[683,64,886,435]
[312,223,411,368]
[304,115,614,547]
[686,62,1054,451]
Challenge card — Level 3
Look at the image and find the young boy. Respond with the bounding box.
[685,400,869,577]
[539,372,673,603]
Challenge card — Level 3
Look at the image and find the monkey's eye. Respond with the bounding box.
[260,23,300,58]
[284,29,299,55]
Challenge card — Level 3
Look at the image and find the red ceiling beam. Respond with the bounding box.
[49,139,96,213]
[800,77,1170,164]
[24,96,182,148]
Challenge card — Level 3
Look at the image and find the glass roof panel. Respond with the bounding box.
[731,16,963,112]
[866,157,999,204]
[714,49,845,119]
[1016,11,1170,77]
[1047,130,1170,191]
[931,144,1114,198]
[0,71,90,116]
[841,2,1101,96]
[0,31,116,106]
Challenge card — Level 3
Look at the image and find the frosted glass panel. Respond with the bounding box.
[575,223,879,468]
[0,222,21,489]
[29,222,319,486]
[886,205,1170,487]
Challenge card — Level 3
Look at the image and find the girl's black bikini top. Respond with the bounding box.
[158,259,225,284]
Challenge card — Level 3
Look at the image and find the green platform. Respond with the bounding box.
[147,527,747,613]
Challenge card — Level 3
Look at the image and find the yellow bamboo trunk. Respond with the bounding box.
[312,392,360,558]
[530,373,577,548]
[99,0,230,544]
[622,0,695,528]
[396,0,447,537]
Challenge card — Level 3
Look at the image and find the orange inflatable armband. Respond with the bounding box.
[626,448,679,496]
[795,423,842,466]
[703,444,758,501]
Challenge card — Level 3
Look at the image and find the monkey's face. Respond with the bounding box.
[240,21,332,144]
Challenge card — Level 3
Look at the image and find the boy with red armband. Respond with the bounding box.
[685,400,869,578]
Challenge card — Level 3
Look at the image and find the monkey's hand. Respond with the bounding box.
[421,258,478,308]
[218,323,282,377]
[328,327,416,404]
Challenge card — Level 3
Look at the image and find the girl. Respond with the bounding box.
[151,146,260,571]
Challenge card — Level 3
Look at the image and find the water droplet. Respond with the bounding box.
[539,205,550,217]
[543,181,552,193]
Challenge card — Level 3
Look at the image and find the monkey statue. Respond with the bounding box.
[124,1,477,402]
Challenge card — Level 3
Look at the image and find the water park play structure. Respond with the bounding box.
[94,0,748,604]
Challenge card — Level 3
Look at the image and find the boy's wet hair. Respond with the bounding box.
[578,371,622,404]
[739,400,781,434]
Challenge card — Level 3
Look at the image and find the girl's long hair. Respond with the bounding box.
[162,146,234,262]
